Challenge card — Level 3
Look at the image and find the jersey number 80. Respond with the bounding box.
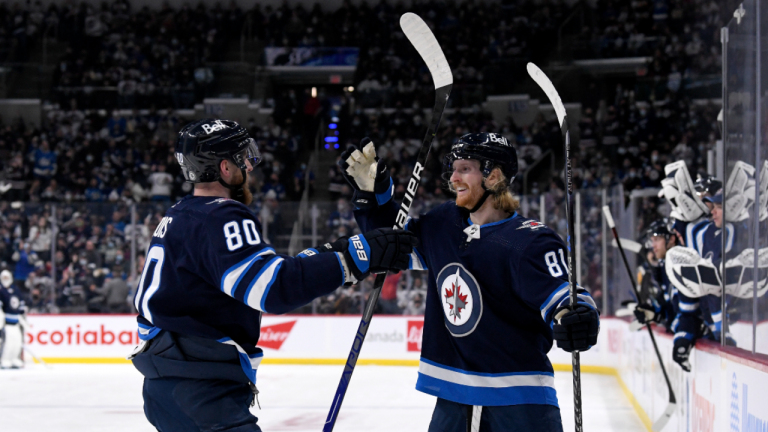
[224,220,262,251]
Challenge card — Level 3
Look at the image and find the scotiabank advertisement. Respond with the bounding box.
[23,314,426,361]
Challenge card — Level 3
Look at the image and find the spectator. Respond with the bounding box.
[147,164,173,202]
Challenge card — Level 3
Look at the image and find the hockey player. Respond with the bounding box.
[340,134,599,432]
[627,219,679,332]
[129,119,418,432]
[0,269,27,369]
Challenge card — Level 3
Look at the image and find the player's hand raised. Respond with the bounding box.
[339,138,393,210]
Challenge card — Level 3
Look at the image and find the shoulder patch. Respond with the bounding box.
[517,220,547,231]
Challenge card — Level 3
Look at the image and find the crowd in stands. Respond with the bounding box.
[0,0,732,315]
[0,102,308,204]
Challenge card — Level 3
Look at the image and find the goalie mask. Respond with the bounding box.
[659,161,710,222]
[0,269,12,288]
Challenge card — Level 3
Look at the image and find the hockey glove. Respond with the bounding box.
[339,138,393,210]
[633,303,660,325]
[553,305,600,352]
[336,228,417,284]
[672,335,693,372]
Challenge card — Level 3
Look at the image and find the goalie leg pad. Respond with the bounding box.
[0,323,23,368]
[665,246,722,298]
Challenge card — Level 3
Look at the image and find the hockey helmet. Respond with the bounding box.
[643,218,674,248]
[694,174,722,198]
[443,132,518,183]
[175,119,262,184]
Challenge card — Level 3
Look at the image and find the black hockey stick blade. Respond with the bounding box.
[602,206,676,432]
[322,13,452,432]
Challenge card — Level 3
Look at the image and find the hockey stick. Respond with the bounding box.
[526,63,583,432]
[602,206,676,431]
[322,13,452,432]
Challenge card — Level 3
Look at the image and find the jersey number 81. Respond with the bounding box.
[545,249,569,277]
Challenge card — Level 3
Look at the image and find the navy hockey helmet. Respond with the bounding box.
[443,132,519,182]
[643,218,674,248]
[694,174,722,197]
[175,118,262,184]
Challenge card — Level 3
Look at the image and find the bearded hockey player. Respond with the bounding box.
[340,133,599,432]
[129,119,417,432]
[1,269,27,369]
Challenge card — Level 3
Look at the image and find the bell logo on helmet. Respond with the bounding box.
[201,120,228,135]
[488,133,508,146]
[175,153,184,165]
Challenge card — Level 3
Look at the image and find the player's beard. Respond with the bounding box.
[229,169,253,206]
[453,180,485,210]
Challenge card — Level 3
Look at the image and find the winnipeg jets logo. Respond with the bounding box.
[444,269,469,321]
[436,264,483,337]
[517,220,546,231]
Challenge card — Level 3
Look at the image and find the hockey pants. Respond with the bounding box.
[142,377,260,432]
[428,398,563,432]
[0,323,23,368]
[132,330,261,432]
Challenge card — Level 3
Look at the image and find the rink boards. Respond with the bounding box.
[21,314,768,432]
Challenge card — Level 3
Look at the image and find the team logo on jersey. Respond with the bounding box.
[517,220,547,231]
[435,263,483,337]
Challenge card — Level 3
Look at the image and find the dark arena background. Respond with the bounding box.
[0,1,766,431]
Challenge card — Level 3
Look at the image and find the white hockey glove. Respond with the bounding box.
[339,138,394,210]
[724,247,768,298]
[665,246,722,298]
[659,161,710,221]
[724,161,756,222]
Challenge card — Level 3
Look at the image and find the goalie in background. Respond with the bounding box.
[0,269,28,369]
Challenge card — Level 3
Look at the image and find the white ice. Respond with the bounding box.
[0,364,646,432]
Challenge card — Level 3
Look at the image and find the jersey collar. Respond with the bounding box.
[466,212,518,229]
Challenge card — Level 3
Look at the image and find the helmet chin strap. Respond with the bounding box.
[218,167,247,201]
[468,179,491,213]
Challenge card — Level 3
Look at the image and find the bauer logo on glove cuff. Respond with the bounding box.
[348,235,371,272]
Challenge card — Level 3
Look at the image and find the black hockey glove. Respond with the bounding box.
[340,228,417,283]
[552,305,600,352]
[633,303,660,325]
[339,138,393,210]
[672,336,693,372]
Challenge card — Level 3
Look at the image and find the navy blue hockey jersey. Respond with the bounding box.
[356,200,597,407]
[0,285,25,324]
[133,195,345,383]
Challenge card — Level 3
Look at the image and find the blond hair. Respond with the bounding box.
[485,168,520,214]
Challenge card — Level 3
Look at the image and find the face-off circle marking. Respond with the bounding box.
[435,263,483,337]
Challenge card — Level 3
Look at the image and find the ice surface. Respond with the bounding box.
[0,364,645,432]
